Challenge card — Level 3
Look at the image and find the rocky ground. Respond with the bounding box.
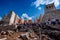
[0,23,60,40]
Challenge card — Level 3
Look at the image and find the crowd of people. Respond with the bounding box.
[45,18,60,25]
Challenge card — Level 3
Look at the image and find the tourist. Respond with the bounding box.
[51,18,56,25]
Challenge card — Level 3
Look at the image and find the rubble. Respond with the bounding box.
[0,38,7,40]
[0,19,60,40]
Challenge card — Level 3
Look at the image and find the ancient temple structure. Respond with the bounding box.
[2,11,19,25]
[42,3,60,22]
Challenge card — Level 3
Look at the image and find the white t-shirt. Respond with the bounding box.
[51,18,56,22]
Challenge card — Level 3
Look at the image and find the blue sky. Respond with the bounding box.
[0,0,60,20]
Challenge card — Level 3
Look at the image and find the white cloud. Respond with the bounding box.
[33,0,45,7]
[54,0,60,7]
[38,7,41,10]
[28,17,32,20]
[21,13,33,20]
[32,0,60,10]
